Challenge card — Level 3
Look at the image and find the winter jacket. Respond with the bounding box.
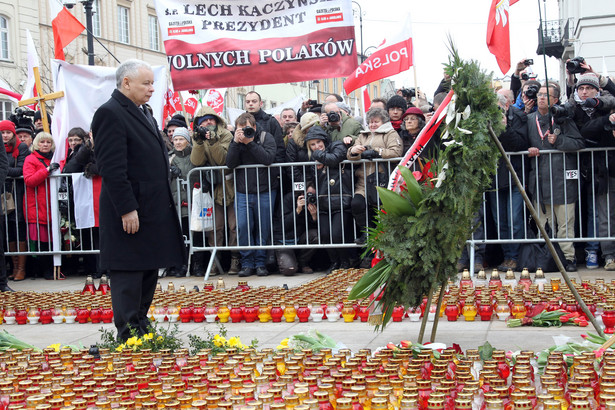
[169,146,195,218]
[226,125,277,194]
[527,111,585,204]
[324,111,362,144]
[580,114,615,191]
[312,140,353,212]
[347,122,403,197]
[493,105,529,190]
[286,123,326,184]
[4,140,29,220]
[190,106,234,206]
[252,109,285,164]
[22,150,52,226]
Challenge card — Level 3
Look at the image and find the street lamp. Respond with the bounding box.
[364,46,377,57]
[82,0,95,66]
[352,1,364,61]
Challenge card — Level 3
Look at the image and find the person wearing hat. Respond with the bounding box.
[14,115,35,149]
[286,112,323,184]
[33,110,51,132]
[1,119,30,282]
[399,107,426,153]
[190,106,237,276]
[386,95,408,132]
[564,72,615,270]
[165,114,188,141]
[0,120,13,290]
[320,101,362,145]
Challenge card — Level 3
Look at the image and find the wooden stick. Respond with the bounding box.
[418,285,435,344]
[601,334,615,351]
[487,124,605,338]
[430,282,447,343]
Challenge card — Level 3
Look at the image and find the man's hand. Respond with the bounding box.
[122,210,139,234]
[528,147,540,158]
[515,59,527,75]
[524,99,535,113]
[319,112,328,126]
[47,162,60,173]
[234,127,252,145]
[546,131,557,145]
[296,195,305,214]
[307,203,317,221]
[343,136,353,145]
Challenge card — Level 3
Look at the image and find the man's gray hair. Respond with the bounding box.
[496,93,509,107]
[336,101,352,115]
[323,101,339,112]
[116,59,153,89]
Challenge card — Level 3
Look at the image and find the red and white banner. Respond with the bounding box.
[388,91,454,192]
[343,16,413,95]
[48,0,85,60]
[154,0,357,90]
[203,89,226,116]
[486,0,519,75]
[0,78,21,102]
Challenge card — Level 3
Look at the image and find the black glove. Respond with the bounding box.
[361,149,381,160]
[170,165,182,178]
[192,126,208,143]
[583,98,603,109]
[47,162,60,173]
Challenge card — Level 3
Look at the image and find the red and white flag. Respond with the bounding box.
[203,89,226,116]
[20,30,40,105]
[362,86,371,115]
[344,16,413,95]
[0,79,21,103]
[48,0,85,60]
[486,0,519,74]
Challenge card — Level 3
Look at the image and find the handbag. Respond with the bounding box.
[365,171,388,205]
[190,186,214,232]
[1,191,15,214]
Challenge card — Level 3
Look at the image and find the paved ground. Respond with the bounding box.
[2,266,613,353]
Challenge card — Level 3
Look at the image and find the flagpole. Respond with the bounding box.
[537,0,553,132]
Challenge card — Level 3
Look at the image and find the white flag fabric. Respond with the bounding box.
[72,173,95,229]
[20,29,40,102]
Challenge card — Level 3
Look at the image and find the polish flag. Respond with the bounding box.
[486,0,520,74]
[343,16,413,95]
[362,86,371,115]
[203,89,226,116]
[0,79,21,103]
[48,0,85,60]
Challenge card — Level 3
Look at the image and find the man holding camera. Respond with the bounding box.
[226,113,277,277]
[320,102,362,145]
[190,106,238,275]
[527,82,585,272]
[564,71,615,269]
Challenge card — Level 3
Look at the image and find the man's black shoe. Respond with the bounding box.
[326,261,340,274]
[565,259,577,272]
[354,233,367,245]
[238,267,255,277]
[0,285,15,292]
[256,266,269,277]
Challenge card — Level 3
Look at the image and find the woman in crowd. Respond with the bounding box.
[399,107,426,152]
[1,120,30,281]
[23,132,59,280]
[348,108,403,246]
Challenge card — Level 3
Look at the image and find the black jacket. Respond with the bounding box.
[252,109,285,164]
[4,141,29,220]
[493,105,529,190]
[580,114,615,194]
[92,89,185,271]
[311,140,352,212]
[226,125,277,194]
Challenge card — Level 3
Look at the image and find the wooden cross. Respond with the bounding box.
[18,67,64,133]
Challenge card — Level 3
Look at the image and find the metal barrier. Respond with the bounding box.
[3,147,614,277]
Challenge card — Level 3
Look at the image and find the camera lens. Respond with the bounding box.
[243,126,256,138]
[327,111,340,123]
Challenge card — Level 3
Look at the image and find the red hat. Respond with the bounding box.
[402,106,425,121]
[0,120,16,135]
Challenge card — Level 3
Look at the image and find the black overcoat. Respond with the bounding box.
[92,89,184,271]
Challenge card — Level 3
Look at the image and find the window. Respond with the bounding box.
[332,77,338,93]
[117,6,129,44]
[0,100,13,120]
[373,84,378,97]
[0,16,9,60]
[237,93,245,110]
[148,15,159,51]
[270,102,277,108]
[92,0,101,37]
[323,79,329,93]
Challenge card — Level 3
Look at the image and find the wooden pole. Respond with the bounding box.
[487,123,605,338]
[430,282,447,343]
[417,285,435,344]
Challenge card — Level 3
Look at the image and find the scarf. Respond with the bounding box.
[391,119,403,130]
[36,150,54,160]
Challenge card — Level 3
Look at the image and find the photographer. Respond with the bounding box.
[565,57,615,98]
[527,82,585,272]
[320,102,362,145]
[226,113,277,277]
[348,108,403,246]
[513,79,541,114]
[510,58,535,99]
[190,107,237,275]
[564,73,615,269]
[579,112,615,271]
[286,112,322,185]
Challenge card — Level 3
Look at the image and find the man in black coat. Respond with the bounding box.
[0,133,11,291]
[92,59,185,341]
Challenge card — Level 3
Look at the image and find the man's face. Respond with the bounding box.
[370,101,386,111]
[167,125,178,138]
[537,87,558,110]
[68,136,82,150]
[122,67,155,106]
[2,130,14,144]
[308,139,325,151]
[245,93,262,113]
[577,85,598,101]
[199,117,217,128]
[34,119,43,130]
[17,132,32,146]
[173,135,189,151]
[389,107,404,121]
[281,110,297,125]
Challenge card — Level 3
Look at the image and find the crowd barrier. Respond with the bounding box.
[3,147,614,278]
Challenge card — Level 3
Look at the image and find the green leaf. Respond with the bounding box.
[398,166,423,206]
[478,341,494,361]
[376,187,415,216]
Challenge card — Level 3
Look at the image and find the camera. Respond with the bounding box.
[521,73,530,81]
[194,124,217,142]
[399,87,416,100]
[9,107,35,135]
[566,57,587,75]
[306,192,317,205]
[327,111,340,123]
[524,84,540,101]
[306,99,317,107]
[524,59,534,66]
[550,102,574,123]
[242,126,256,138]
[361,146,381,160]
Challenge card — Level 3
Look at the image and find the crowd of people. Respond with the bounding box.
[1,56,615,292]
